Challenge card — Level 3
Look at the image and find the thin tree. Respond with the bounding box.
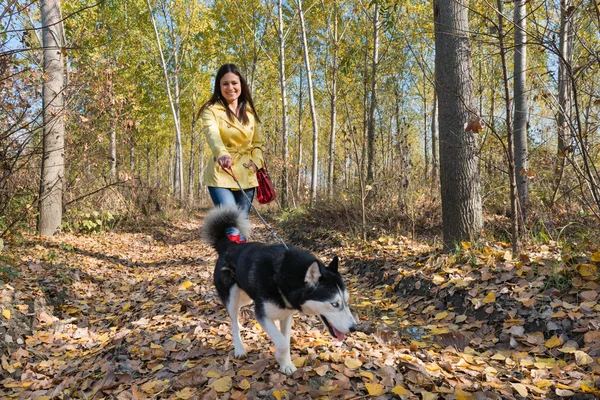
[146,0,184,203]
[39,0,65,236]
[433,0,483,249]
[277,0,290,208]
[496,0,520,256]
[366,0,380,185]
[513,0,529,219]
[297,0,319,207]
[326,0,340,199]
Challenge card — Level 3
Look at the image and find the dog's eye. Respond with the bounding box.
[331,302,340,308]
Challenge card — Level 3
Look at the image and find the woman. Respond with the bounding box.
[200,64,264,243]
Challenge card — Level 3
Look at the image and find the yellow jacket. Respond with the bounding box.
[202,103,265,190]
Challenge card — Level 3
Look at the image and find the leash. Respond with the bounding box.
[222,166,289,250]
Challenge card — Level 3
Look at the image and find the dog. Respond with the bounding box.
[203,205,357,375]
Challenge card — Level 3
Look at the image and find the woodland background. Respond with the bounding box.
[1,0,598,244]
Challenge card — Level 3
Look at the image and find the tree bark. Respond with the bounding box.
[433,0,483,249]
[277,0,289,208]
[327,1,339,199]
[431,90,439,184]
[298,0,319,207]
[513,0,529,219]
[497,0,520,256]
[366,1,380,185]
[39,0,65,237]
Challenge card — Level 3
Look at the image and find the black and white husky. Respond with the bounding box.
[203,205,357,375]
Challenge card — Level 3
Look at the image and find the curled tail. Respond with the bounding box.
[202,205,250,251]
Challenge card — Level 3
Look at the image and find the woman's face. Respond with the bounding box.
[220,72,242,104]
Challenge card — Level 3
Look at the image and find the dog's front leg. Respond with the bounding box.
[257,317,297,375]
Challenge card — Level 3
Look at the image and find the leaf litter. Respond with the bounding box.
[0,216,599,399]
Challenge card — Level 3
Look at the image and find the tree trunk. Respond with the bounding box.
[553,0,574,204]
[39,0,65,237]
[497,0,520,256]
[431,90,439,184]
[366,1,380,185]
[327,1,339,199]
[433,0,483,249]
[296,64,304,203]
[513,0,529,219]
[423,76,429,181]
[147,0,184,203]
[298,0,319,207]
[277,0,289,209]
[188,114,196,204]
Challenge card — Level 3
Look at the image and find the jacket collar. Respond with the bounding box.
[211,103,253,135]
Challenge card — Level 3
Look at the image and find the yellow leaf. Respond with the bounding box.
[511,382,528,397]
[179,280,194,290]
[455,388,477,400]
[205,371,221,378]
[293,357,306,368]
[455,315,467,323]
[590,252,600,262]
[360,371,374,380]
[461,241,471,250]
[575,350,594,366]
[482,292,496,304]
[545,335,562,348]
[432,274,445,285]
[174,387,196,400]
[535,381,553,388]
[344,357,363,369]
[392,386,409,395]
[434,311,448,320]
[2,309,10,319]
[577,263,597,277]
[211,376,232,393]
[421,391,437,400]
[581,384,600,395]
[238,379,251,390]
[558,346,577,353]
[272,390,287,400]
[237,369,255,377]
[122,302,131,312]
[365,383,386,396]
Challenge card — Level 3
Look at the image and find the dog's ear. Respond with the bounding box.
[305,262,321,285]
[327,256,339,273]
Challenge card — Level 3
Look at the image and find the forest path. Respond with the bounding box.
[1,213,598,399]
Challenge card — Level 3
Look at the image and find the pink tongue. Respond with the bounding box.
[332,326,346,341]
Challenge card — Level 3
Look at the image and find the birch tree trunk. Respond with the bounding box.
[554,0,574,202]
[277,0,289,208]
[296,64,304,203]
[146,0,184,204]
[433,0,483,249]
[513,0,529,218]
[366,1,380,185]
[39,0,65,236]
[298,0,319,207]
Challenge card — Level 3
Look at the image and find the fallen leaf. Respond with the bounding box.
[293,357,306,368]
[575,350,593,366]
[392,385,409,395]
[345,357,363,369]
[174,387,196,400]
[482,292,496,304]
[577,263,597,277]
[211,376,232,393]
[2,309,10,319]
[545,335,563,348]
[272,390,287,400]
[365,382,386,396]
[511,382,528,397]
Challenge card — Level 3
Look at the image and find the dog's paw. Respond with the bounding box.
[234,348,248,359]
[279,363,297,375]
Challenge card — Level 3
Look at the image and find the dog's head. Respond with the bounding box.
[300,256,357,341]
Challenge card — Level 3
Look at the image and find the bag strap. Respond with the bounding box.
[251,147,267,170]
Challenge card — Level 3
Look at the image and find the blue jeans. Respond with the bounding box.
[208,186,255,238]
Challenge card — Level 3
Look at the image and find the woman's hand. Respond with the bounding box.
[218,155,233,169]
[243,161,258,172]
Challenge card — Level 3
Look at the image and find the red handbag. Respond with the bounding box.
[253,148,276,204]
[256,167,276,204]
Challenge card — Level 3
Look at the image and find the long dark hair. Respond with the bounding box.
[198,64,260,125]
